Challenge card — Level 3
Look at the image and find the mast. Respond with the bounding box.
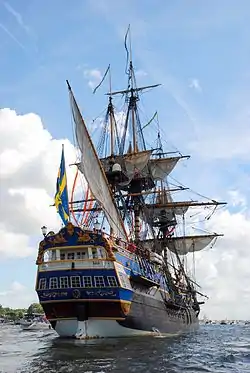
[131,91,137,152]
[108,68,115,156]
[109,97,115,155]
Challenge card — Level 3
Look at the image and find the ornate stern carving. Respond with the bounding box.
[36,222,116,264]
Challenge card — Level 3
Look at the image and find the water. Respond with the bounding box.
[0,324,250,373]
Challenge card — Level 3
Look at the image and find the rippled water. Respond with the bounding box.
[0,323,250,372]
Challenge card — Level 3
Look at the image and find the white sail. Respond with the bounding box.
[67,82,127,240]
[148,157,181,180]
[124,150,152,178]
[98,151,152,178]
[147,205,189,218]
[167,235,217,255]
[142,234,217,255]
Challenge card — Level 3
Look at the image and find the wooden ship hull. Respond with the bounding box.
[43,295,199,338]
[35,224,199,338]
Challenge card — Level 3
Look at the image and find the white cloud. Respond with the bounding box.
[192,206,250,320]
[84,68,102,90]
[0,108,81,258]
[0,281,38,308]
[0,21,27,52]
[189,78,202,93]
[3,2,31,35]
[135,69,147,78]
[227,190,247,209]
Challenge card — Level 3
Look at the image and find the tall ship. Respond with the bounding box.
[35,31,226,338]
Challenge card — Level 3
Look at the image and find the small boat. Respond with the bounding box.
[19,314,51,331]
[220,320,227,325]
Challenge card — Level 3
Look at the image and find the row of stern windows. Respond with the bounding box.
[46,247,106,261]
[38,275,118,290]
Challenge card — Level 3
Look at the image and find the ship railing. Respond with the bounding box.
[38,259,114,272]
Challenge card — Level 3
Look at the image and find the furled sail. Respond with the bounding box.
[146,188,189,218]
[167,234,217,255]
[67,81,127,240]
[146,206,189,223]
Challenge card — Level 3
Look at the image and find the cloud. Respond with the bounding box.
[0,21,27,51]
[135,69,147,78]
[189,78,202,93]
[193,206,250,320]
[0,281,38,308]
[83,68,102,90]
[3,1,31,35]
[0,108,81,259]
[227,190,247,209]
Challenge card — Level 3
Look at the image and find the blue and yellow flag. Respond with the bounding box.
[54,145,70,225]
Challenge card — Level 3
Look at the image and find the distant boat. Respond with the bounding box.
[220,320,227,325]
[19,313,51,331]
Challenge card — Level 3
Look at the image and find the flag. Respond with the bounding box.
[93,64,110,94]
[54,145,70,225]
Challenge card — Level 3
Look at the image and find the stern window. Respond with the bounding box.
[60,252,66,260]
[70,276,81,288]
[76,251,87,259]
[38,278,47,290]
[107,276,118,287]
[82,276,92,288]
[49,277,58,289]
[92,249,98,259]
[60,277,69,288]
[94,276,105,287]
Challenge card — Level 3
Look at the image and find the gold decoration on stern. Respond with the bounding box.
[77,231,93,243]
[120,301,131,316]
[53,232,67,245]
[36,240,46,265]
[66,222,75,236]
[103,238,116,261]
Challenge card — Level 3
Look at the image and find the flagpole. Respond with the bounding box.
[62,143,71,222]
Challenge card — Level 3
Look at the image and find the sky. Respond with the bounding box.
[0,0,250,320]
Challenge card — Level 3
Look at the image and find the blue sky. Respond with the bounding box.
[1,0,250,317]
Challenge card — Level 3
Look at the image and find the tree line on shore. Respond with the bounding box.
[0,303,44,321]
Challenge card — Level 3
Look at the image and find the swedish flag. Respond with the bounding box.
[54,145,70,225]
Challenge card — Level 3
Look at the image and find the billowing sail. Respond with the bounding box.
[148,157,181,180]
[67,81,127,240]
[124,150,152,178]
[142,234,218,255]
[167,235,217,255]
[98,150,152,178]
